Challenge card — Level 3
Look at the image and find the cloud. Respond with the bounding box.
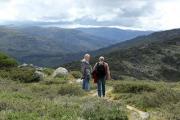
[0,0,180,30]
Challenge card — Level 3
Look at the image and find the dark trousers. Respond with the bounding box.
[97,77,106,97]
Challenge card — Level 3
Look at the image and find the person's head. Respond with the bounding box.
[99,56,105,62]
[84,53,91,62]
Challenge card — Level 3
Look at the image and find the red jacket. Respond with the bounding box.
[92,62,111,83]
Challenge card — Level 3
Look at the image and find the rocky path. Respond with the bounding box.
[88,86,150,120]
[71,79,150,120]
[126,105,150,120]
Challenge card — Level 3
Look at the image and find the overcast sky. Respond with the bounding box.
[0,0,180,30]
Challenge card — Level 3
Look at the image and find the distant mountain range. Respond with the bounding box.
[64,28,180,81]
[77,27,151,44]
[0,26,151,66]
[90,28,180,55]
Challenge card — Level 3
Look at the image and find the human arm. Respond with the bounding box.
[81,62,86,79]
[105,63,111,80]
[93,63,98,71]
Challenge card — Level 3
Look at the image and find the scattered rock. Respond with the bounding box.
[52,67,68,78]
[34,71,46,81]
[18,63,28,68]
[76,79,83,83]
[18,63,44,71]
[36,67,44,71]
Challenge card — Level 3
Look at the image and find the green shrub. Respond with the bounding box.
[82,100,128,120]
[70,71,82,79]
[42,78,67,85]
[58,84,85,96]
[112,81,180,111]
[7,112,40,120]
[113,81,156,93]
[162,102,180,120]
[0,52,18,68]
[42,68,54,76]
[0,101,9,111]
[135,88,180,109]
[0,68,40,83]
[47,104,81,120]
[160,66,180,81]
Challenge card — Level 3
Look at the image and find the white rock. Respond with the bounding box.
[34,71,46,81]
[18,63,28,68]
[30,64,34,67]
[76,79,83,83]
[36,67,44,71]
[52,67,68,78]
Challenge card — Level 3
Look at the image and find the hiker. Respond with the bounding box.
[81,54,92,91]
[93,56,111,97]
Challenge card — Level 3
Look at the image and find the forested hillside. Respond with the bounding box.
[64,29,180,81]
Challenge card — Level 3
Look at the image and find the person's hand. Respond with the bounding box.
[87,75,91,80]
[106,75,111,80]
[81,76,85,79]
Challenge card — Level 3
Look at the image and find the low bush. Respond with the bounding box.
[161,102,180,120]
[0,68,40,83]
[0,101,10,111]
[113,81,156,93]
[7,112,40,120]
[58,84,85,96]
[82,100,128,120]
[42,68,54,76]
[42,78,67,85]
[111,80,180,112]
[160,66,180,81]
[70,71,82,79]
[0,52,18,68]
[134,88,180,109]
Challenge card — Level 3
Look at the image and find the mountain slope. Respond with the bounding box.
[103,38,180,81]
[64,28,180,81]
[78,27,152,44]
[0,26,109,54]
[93,28,180,54]
[0,26,151,67]
[0,26,112,66]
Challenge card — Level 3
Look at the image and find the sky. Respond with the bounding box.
[0,0,180,30]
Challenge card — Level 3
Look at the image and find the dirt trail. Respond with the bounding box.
[88,86,150,120]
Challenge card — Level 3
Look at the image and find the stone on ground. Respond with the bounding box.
[34,71,46,81]
[52,67,68,78]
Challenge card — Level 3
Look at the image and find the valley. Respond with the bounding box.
[0,26,151,67]
[0,0,180,120]
[0,27,180,120]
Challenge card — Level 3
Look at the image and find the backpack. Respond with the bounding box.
[96,62,106,78]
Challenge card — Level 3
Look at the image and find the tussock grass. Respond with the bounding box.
[0,77,127,120]
[58,84,85,96]
[110,80,180,120]
[112,80,157,93]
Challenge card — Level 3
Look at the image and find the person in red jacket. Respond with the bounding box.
[93,56,111,97]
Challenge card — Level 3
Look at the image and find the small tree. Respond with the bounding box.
[0,52,18,68]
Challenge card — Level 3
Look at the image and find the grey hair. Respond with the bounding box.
[81,53,90,62]
[99,56,105,61]
[84,53,90,58]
